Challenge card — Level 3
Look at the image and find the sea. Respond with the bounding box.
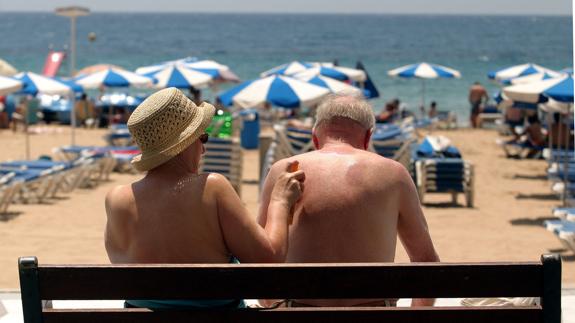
[0,13,572,123]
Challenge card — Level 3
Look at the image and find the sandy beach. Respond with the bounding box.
[0,125,572,289]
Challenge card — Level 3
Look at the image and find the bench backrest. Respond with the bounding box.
[19,255,561,323]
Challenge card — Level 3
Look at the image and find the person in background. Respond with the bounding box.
[74,93,96,128]
[0,96,8,129]
[259,94,439,308]
[428,101,438,118]
[550,113,573,149]
[189,86,202,105]
[12,96,28,132]
[504,105,524,138]
[468,82,489,128]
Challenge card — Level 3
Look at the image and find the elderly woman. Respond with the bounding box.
[105,88,304,309]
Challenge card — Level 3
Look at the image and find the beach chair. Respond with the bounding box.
[477,105,503,128]
[411,136,474,207]
[497,138,545,159]
[0,167,55,204]
[369,123,416,168]
[0,171,21,214]
[200,137,243,195]
[544,219,575,253]
[104,124,133,147]
[273,124,314,159]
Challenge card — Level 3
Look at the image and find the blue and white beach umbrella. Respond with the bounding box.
[140,65,214,89]
[294,74,363,96]
[293,66,367,83]
[488,63,558,83]
[388,62,461,107]
[503,75,573,104]
[260,61,315,78]
[14,72,75,95]
[218,75,330,109]
[136,58,239,83]
[0,75,22,95]
[501,71,561,85]
[387,62,461,79]
[75,68,153,89]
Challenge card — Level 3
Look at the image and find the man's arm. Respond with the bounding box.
[395,165,440,306]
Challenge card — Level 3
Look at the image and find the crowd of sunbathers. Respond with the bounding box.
[104,88,440,309]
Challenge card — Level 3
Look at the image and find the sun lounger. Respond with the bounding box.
[544,219,575,253]
[272,124,314,159]
[552,207,575,221]
[200,137,243,195]
[0,167,55,204]
[477,106,503,128]
[0,171,20,214]
[497,139,545,159]
[411,136,474,207]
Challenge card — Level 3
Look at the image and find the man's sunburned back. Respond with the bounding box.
[284,147,402,264]
[105,173,230,264]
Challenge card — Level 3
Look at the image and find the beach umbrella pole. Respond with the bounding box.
[25,113,30,160]
[70,94,76,145]
[421,79,426,110]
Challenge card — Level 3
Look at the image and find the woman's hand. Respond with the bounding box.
[270,161,305,208]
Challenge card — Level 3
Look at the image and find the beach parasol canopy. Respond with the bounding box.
[75,64,126,77]
[136,58,240,83]
[388,62,461,107]
[260,61,315,78]
[488,63,558,82]
[0,58,18,76]
[0,75,23,95]
[13,72,75,96]
[293,73,363,96]
[502,75,573,104]
[387,62,461,79]
[501,71,562,85]
[218,75,330,109]
[75,68,153,89]
[262,61,367,82]
[292,66,367,83]
[137,64,214,89]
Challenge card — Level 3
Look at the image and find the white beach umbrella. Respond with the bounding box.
[0,75,23,95]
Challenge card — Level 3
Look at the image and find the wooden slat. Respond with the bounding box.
[38,262,542,300]
[43,307,542,323]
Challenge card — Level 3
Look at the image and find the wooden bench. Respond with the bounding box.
[18,254,561,323]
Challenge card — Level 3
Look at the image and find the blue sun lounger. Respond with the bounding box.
[200,137,243,195]
[411,137,474,207]
[544,219,575,253]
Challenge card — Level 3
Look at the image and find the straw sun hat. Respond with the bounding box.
[128,87,215,172]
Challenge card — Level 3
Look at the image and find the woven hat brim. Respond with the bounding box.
[131,103,216,172]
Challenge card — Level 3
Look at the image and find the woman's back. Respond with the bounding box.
[105,173,230,264]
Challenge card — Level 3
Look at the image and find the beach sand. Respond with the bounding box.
[0,125,572,289]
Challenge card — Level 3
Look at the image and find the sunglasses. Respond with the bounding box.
[199,133,209,144]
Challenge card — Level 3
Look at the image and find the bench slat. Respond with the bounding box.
[43,307,542,323]
[38,263,543,300]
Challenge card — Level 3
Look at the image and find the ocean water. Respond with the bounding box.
[0,13,572,122]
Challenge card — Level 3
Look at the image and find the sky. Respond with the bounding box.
[0,0,572,15]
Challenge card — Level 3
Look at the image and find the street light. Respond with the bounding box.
[55,6,89,146]
[55,6,90,77]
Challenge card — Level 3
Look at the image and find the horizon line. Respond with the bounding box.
[0,10,571,17]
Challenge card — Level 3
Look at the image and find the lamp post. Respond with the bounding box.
[55,6,90,77]
[55,6,89,145]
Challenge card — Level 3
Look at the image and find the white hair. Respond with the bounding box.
[313,93,375,130]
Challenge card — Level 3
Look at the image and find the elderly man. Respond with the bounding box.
[258,94,439,307]
[105,88,304,309]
